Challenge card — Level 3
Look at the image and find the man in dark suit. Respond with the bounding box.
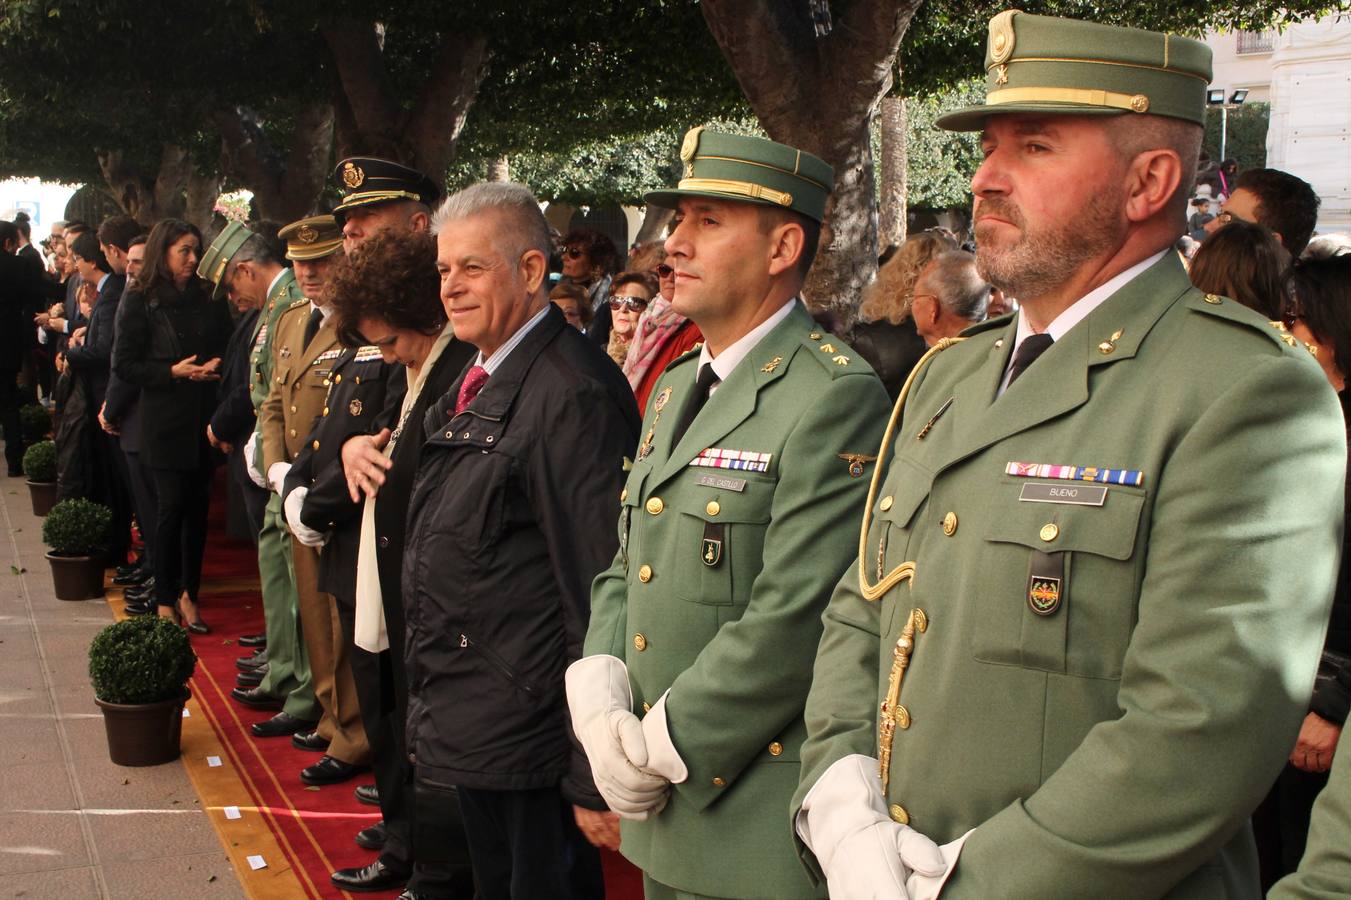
[0,221,38,475]
[207,269,266,541]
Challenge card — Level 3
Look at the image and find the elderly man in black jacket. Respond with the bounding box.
[402,182,640,900]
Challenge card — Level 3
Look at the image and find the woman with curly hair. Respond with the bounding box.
[560,227,619,344]
[848,231,958,401]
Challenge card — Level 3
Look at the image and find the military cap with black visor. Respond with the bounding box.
[331,158,441,224]
[278,214,343,261]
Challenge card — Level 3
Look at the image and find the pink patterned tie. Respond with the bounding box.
[455,365,489,414]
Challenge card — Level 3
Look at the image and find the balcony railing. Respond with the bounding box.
[1236,30,1275,54]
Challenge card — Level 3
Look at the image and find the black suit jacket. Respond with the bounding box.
[0,252,40,371]
[111,280,232,470]
[209,308,261,445]
[64,272,126,407]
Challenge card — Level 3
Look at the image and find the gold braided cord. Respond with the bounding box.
[335,190,424,208]
[985,87,1149,113]
[985,56,1210,83]
[675,178,793,207]
[857,336,967,602]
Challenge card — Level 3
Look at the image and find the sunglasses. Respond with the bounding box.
[564,247,586,259]
[655,264,674,279]
[610,297,649,312]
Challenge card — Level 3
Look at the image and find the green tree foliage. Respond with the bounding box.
[1203,102,1269,171]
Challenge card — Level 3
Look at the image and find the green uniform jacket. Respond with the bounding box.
[247,271,304,463]
[794,254,1346,899]
[585,303,891,898]
[1270,719,1351,899]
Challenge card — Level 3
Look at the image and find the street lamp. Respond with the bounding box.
[1207,87,1249,162]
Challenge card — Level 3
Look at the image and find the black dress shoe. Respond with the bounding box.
[354,783,380,806]
[123,579,156,601]
[330,858,408,893]
[236,648,268,670]
[230,686,284,710]
[291,729,331,752]
[301,755,369,786]
[112,567,150,586]
[123,600,157,617]
[235,667,265,688]
[354,819,387,850]
[250,712,318,738]
[238,633,268,648]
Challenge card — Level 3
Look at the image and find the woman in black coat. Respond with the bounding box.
[112,219,232,631]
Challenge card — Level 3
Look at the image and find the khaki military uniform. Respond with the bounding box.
[260,298,368,764]
[795,255,1345,898]
[586,303,890,898]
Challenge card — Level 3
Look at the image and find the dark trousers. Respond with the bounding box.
[99,429,134,566]
[456,785,603,900]
[334,593,471,895]
[230,448,267,544]
[120,446,157,570]
[150,464,212,608]
[0,372,23,472]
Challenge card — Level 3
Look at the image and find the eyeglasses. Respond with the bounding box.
[610,297,649,312]
[655,264,674,279]
[564,247,586,260]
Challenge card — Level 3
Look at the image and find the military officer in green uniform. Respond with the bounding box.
[567,130,891,899]
[1271,711,1351,899]
[793,12,1345,899]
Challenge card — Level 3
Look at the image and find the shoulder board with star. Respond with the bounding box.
[286,297,310,311]
[1186,288,1312,355]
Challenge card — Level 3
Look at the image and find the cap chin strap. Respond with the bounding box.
[986,86,1150,114]
[858,336,967,602]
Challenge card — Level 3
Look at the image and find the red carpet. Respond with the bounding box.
[178,476,644,898]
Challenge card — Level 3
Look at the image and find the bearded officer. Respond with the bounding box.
[793,12,1345,899]
[567,130,891,899]
[197,222,321,735]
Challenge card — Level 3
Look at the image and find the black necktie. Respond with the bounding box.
[670,364,719,447]
[302,308,323,350]
[1007,333,1054,386]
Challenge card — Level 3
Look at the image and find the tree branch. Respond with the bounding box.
[321,17,400,158]
[826,0,923,109]
[404,30,492,176]
[699,0,821,133]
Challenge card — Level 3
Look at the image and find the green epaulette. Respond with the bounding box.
[1186,289,1309,355]
[802,331,873,378]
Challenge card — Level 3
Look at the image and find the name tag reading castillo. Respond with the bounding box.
[696,474,747,492]
[1019,482,1108,506]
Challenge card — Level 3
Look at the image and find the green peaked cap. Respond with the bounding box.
[937,10,1213,131]
[646,128,834,222]
[197,220,254,300]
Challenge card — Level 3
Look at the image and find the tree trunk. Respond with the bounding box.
[878,94,908,251]
[322,18,491,179]
[488,156,511,182]
[217,101,335,223]
[699,0,922,320]
[184,170,223,236]
[97,143,205,226]
[635,206,675,244]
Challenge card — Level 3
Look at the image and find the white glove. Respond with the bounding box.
[565,655,670,819]
[799,755,945,900]
[283,486,328,548]
[267,461,292,496]
[639,690,688,784]
[244,432,267,489]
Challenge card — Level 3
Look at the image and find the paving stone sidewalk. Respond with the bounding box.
[0,472,244,899]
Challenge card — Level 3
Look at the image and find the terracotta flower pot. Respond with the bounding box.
[45,551,105,601]
[26,480,57,517]
[94,691,188,767]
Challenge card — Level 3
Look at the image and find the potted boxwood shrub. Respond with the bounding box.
[19,403,52,443]
[42,497,111,600]
[22,440,58,516]
[89,616,197,766]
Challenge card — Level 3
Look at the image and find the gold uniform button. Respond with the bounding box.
[312,440,320,451]
[289,405,297,413]
[889,804,910,825]
[1040,523,1060,542]
[638,565,653,583]
[354,376,362,384]
[323,407,329,417]
[633,633,648,651]
[768,742,783,757]
[619,488,628,502]
[942,512,958,536]
[879,495,894,512]
[335,374,342,383]
[706,500,720,517]
[642,702,651,713]
[289,428,296,438]
[712,777,726,787]
[646,497,664,515]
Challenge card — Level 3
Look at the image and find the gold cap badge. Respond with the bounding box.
[342,161,365,189]
[296,224,318,244]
